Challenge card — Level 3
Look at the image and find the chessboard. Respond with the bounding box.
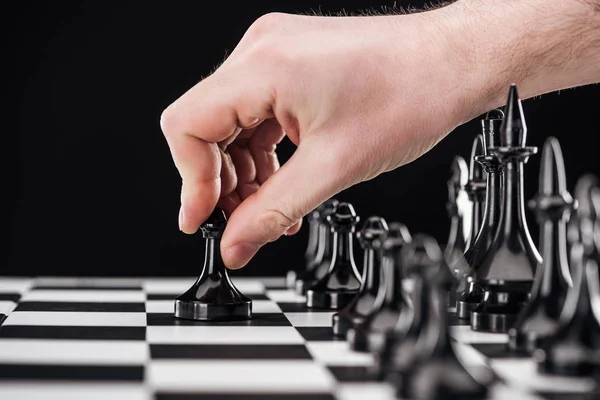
[0,276,596,400]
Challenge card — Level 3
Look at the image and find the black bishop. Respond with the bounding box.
[456,109,504,319]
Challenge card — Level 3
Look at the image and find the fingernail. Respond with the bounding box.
[224,242,260,269]
[178,206,185,231]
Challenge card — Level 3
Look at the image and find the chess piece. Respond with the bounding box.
[534,241,600,376]
[456,109,504,319]
[572,174,600,263]
[286,210,320,289]
[306,202,362,309]
[465,134,487,251]
[174,208,252,321]
[397,239,493,399]
[347,222,412,352]
[295,199,339,294]
[444,156,469,273]
[332,216,388,337]
[471,85,542,333]
[508,137,575,353]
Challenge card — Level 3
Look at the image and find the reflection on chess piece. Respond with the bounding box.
[508,137,575,353]
[471,85,542,333]
[465,134,487,252]
[174,209,252,321]
[306,202,362,309]
[456,110,504,319]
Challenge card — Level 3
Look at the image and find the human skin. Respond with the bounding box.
[160,0,600,269]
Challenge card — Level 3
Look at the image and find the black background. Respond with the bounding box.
[4,1,599,277]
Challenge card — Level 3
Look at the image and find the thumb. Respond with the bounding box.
[221,136,350,269]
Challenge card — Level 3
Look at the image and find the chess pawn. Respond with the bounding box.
[508,137,575,353]
[534,242,600,376]
[174,209,252,321]
[332,216,388,337]
[456,109,504,319]
[347,222,412,352]
[471,85,542,333]
[295,199,339,294]
[286,209,320,289]
[306,202,362,309]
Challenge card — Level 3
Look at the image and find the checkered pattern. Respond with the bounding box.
[0,277,596,399]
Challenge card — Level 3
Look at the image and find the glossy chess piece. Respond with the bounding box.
[471,85,542,333]
[332,216,388,336]
[508,137,575,353]
[347,222,412,352]
[456,109,504,319]
[295,199,339,294]
[286,209,320,289]
[534,241,600,376]
[465,134,487,252]
[389,234,494,399]
[306,202,362,309]
[572,174,600,263]
[174,209,252,321]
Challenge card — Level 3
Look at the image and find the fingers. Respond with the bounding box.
[160,68,274,234]
[221,136,349,269]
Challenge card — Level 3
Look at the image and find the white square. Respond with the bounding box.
[450,325,508,344]
[145,300,174,313]
[143,278,195,294]
[34,277,143,287]
[306,341,375,366]
[3,311,147,327]
[336,383,395,400]
[252,300,281,313]
[0,339,148,365]
[266,290,306,303]
[0,384,150,400]
[147,326,304,344]
[21,290,145,303]
[0,278,33,294]
[285,312,335,327]
[0,301,16,315]
[147,360,335,393]
[489,359,597,393]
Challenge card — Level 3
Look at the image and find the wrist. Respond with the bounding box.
[444,0,600,120]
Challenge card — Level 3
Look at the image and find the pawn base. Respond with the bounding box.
[471,309,518,333]
[332,313,364,337]
[347,327,369,352]
[174,299,252,321]
[306,289,358,310]
[456,299,480,319]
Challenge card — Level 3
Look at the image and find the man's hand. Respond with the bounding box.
[160,1,600,270]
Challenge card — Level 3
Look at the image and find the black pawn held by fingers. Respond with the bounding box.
[456,110,504,319]
[471,85,542,333]
[534,242,600,376]
[174,209,252,321]
[508,137,575,353]
[306,202,362,309]
[295,199,339,295]
[332,216,388,337]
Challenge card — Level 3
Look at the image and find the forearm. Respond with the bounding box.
[440,0,600,121]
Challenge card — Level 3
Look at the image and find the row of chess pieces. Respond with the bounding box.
[283,84,600,396]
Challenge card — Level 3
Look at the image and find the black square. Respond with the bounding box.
[0,325,146,341]
[150,344,312,360]
[15,301,145,313]
[295,327,345,342]
[147,313,291,326]
[0,364,144,381]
